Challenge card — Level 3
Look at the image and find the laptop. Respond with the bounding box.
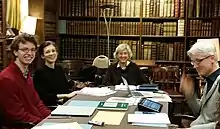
[121,77,144,97]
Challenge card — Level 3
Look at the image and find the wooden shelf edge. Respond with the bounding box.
[59,16,98,20]
[142,36,185,38]
[155,60,190,64]
[188,17,220,20]
[187,36,220,38]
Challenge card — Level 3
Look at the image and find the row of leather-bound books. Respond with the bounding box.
[58,0,185,18]
[188,0,220,17]
[59,36,184,61]
[189,19,220,36]
[58,20,185,36]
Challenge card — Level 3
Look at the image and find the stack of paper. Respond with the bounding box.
[51,105,96,117]
[41,122,92,129]
[115,85,137,91]
[106,97,141,106]
[148,93,172,102]
[78,87,116,96]
[128,113,170,127]
[32,122,82,129]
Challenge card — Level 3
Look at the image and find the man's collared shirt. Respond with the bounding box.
[205,68,220,94]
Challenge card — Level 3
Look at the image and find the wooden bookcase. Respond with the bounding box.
[44,0,59,42]
[57,0,187,61]
[0,0,6,70]
[55,0,220,63]
[2,0,220,67]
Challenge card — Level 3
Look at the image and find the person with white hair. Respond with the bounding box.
[102,43,147,86]
[180,39,220,129]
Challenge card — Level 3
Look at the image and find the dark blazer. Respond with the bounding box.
[33,65,71,106]
[102,61,147,86]
[187,75,220,129]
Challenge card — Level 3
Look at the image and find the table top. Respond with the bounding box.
[37,90,184,129]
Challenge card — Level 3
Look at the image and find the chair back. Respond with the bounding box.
[92,55,110,86]
[92,55,109,69]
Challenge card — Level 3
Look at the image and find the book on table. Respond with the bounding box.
[97,102,129,111]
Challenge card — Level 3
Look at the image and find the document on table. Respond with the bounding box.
[32,122,82,129]
[115,85,137,91]
[41,122,92,129]
[106,97,141,106]
[78,87,116,96]
[92,111,125,125]
[51,105,96,116]
[148,94,172,102]
[128,113,170,124]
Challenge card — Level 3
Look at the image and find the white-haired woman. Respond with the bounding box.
[102,43,147,86]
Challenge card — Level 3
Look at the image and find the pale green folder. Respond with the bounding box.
[67,100,100,107]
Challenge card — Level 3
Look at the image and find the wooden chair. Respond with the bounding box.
[150,65,188,125]
[59,60,85,81]
[92,55,109,86]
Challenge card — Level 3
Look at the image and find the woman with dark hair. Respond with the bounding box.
[33,41,78,106]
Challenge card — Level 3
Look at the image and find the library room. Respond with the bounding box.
[0,0,220,129]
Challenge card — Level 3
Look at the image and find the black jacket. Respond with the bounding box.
[33,65,71,106]
[102,61,147,86]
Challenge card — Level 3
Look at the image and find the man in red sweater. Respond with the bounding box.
[0,33,51,128]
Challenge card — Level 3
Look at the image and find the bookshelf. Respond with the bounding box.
[57,0,188,61]
[186,0,220,60]
[44,0,59,42]
[0,0,6,70]
[56,0,220,62]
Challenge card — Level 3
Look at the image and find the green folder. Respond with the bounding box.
[97,102,129,111]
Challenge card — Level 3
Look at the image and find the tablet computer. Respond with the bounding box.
[138,98,163,112]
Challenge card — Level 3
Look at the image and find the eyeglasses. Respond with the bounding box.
[18,48,37,53]
[191,55,211,65]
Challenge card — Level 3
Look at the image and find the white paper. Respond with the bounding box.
[106,97,140,106]
[32,122,82,129]
[148,94,172,102]
[115,85,137,91]
[137,91,154,98]
[78,87,116,96]
[103,102,118,107]
[132,122,168,127]
[51,105,96,116]
[128,113,170,124]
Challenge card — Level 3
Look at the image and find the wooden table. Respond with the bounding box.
[36,90,184,129]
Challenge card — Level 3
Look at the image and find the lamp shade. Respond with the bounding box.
[20,16,37,35]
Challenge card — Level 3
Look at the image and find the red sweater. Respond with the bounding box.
[0,62,51,128]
